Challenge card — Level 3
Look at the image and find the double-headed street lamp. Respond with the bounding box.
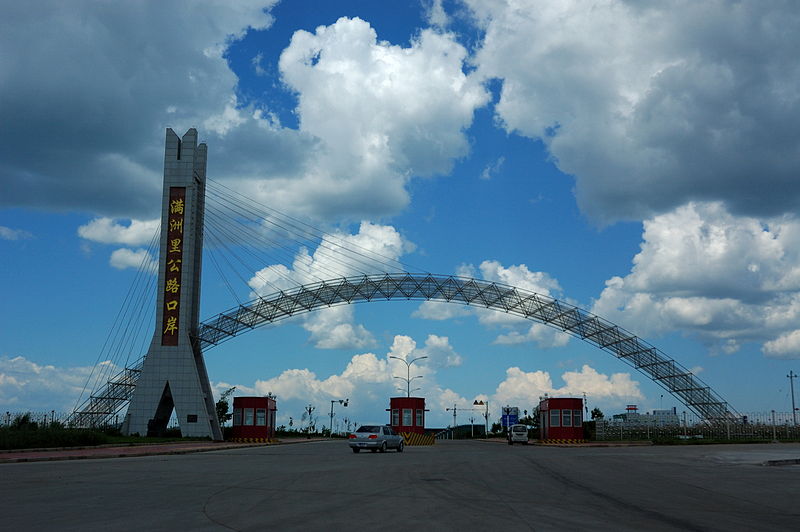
[389,355,428,397]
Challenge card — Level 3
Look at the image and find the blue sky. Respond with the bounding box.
[2,0,800,429]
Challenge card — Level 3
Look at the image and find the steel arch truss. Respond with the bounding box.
[74,273,737,426]
[198,274,736,421]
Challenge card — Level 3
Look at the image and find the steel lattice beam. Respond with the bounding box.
[73,273,739,427]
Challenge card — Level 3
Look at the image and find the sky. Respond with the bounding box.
[2,0,800,430]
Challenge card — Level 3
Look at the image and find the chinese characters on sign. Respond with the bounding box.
[161,187,186,346]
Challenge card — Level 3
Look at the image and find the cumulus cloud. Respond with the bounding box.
[0,355,118,412]
[78,217,159,246]
[592,202,800,356]
[1,6,487,226]
[762,330,800,359]
[423,0,450,29]
[248,221,413,349]
[217,333,465,427]
[0,226,32,240]
[492,365,643,409]
[261,16,489,220]
[466,0,800,223]
[302,306,376,350]
[415,259,570,348]
[109,248,158,272]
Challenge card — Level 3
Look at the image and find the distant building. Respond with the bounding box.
[611,405,680,426]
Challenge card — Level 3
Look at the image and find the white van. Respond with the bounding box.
[508,424,529,445]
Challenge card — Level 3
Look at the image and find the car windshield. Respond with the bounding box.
[513,426,527,432]
[356,425,381,433]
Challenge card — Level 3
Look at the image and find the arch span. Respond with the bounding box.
[198,273,737,421]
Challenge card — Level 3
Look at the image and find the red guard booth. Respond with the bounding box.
[231,396,277,442]
[538,397,584,441]
[389,397,426,434]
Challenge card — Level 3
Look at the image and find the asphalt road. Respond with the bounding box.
[1,440,798,531]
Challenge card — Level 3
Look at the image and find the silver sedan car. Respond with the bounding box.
[348,425,404,453]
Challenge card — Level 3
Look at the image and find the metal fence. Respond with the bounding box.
[2,411,181,431]
[596,411,800,441]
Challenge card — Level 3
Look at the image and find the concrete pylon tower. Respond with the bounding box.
[122,128,222,440]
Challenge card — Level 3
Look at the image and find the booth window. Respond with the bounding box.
[392,409,399,426]
[415,409,424,427]
[573,409,583,427]
[549,409,561,427]
[256,408,266,426]
[562,409,572,427]
[244,408,254,425]
[402,408,413,426]
[233,408,242,426]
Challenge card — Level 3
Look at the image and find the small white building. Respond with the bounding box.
[611,405,680,426]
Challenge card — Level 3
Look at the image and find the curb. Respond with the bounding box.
[0,438,327,464]
[763,458,800,466]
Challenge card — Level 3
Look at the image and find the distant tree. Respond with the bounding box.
[215,387,236,426]
[491,422,502,433]
[518,407,540,429]
[591,407,604,420]
[11,413,37,430]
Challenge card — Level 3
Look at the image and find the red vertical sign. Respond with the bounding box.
[161,187,186,346]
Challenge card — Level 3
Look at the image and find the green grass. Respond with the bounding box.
[0,426,209,451]
[0,427,111,450]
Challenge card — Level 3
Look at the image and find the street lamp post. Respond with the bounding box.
[788,371,797,426]
[389,355,428,397]
[473,400,489,434]
[329,399,348,438]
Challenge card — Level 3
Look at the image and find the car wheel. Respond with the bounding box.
[379,442,387,453]
[397,441,404,453]
[352,447,360,453]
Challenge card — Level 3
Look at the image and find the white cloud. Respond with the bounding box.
[264,16,489,219]
[492,365,643,410]
[592,202,800,356]
[423,0,450,29]
[109,248,158,272]
[480,156,505,180]
[466,0,800,223]
[763,330,800,359]
[494,323,570,348]
[303,306,376,350]
[248,221,413,349]
[412,301,471,321]
[78,217,159,246]
[0,355,119,412]
[416,259,569,348]
[220,333,465,427]
[0,226,32,240]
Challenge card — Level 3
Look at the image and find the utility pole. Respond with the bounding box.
[789,371,797,426]
[446,404,458,439]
